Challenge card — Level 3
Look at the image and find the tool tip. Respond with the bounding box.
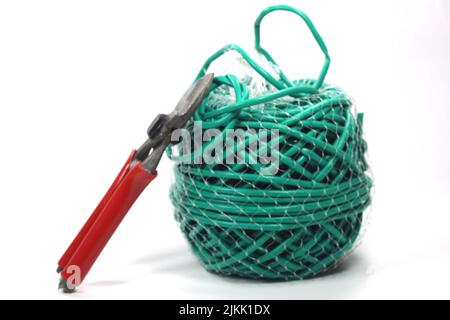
[56,266,62,273]
[199,73,214,88]
[203,72,214,81]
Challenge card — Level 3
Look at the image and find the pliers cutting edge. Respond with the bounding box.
[57,73,214,292]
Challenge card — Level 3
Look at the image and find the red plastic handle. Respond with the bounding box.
[58,150,156,287]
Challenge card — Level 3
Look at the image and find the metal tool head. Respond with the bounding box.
[146,73,214,141]
[168,73,215,127]
[136,73,214,172]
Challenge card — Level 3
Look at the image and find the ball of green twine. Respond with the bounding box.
[169,5,372,280]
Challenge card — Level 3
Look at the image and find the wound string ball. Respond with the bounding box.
[169,5,372,280]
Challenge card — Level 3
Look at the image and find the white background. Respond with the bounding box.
[0,0,449,299]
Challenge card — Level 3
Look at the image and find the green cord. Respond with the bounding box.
[169,5,372,280]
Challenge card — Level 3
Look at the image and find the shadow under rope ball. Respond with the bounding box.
[169,5,372,280]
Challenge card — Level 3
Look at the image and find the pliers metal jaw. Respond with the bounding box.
[57,74,214,292]
[136,73,214,172]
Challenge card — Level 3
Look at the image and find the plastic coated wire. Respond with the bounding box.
[169,5,372,280]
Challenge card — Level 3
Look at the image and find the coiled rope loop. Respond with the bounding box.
[169,5,372,280]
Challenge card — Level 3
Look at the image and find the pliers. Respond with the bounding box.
[57,73,214,292]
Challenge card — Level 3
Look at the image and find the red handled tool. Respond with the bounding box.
[57,73,214,292]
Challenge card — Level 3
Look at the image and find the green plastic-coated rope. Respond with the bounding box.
[169,5,372,280]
